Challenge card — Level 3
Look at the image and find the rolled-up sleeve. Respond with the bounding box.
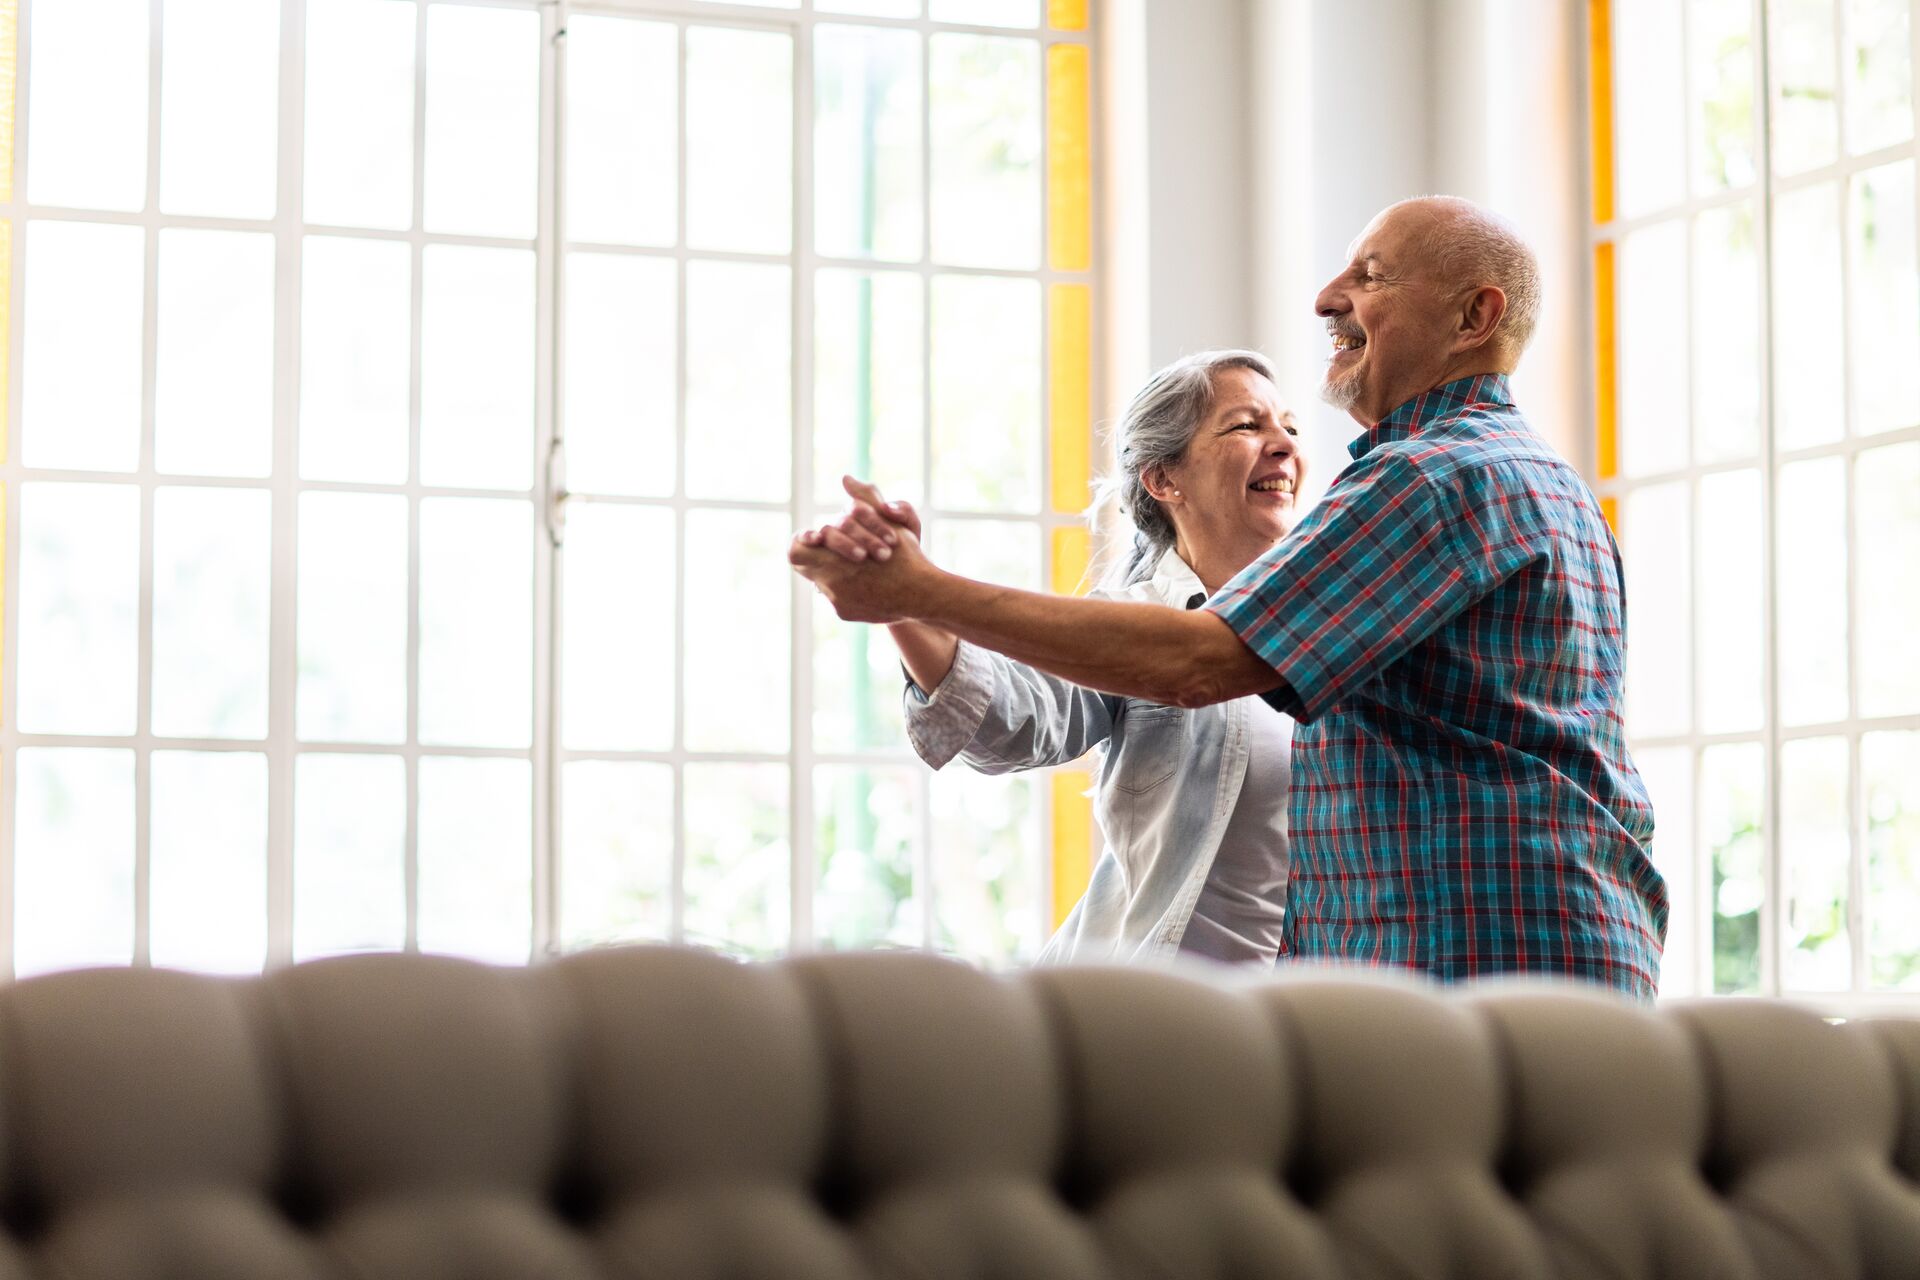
[1206,449,1508,723]
[903,639,1119,773]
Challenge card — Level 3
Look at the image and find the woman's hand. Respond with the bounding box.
[796,475,922,563]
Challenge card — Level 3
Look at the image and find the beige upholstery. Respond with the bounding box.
[0,947,1915,1279]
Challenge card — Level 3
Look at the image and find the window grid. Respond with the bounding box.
[550,0,1098,962]
[1591,0,1920,1006]
[0,0,1097,978]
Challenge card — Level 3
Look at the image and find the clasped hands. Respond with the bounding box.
[789,475,936,624]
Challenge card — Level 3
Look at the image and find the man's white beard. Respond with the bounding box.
[1321,368,1362,412]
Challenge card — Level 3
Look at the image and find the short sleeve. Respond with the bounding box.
[1205,449,1507,723]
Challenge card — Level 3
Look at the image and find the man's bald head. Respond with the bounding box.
[1389,195,1542,365]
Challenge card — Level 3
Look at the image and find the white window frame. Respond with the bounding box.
[1591,0,1920,1013]
[0,0,1097,976]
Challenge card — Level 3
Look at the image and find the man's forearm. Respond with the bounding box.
[906,569,1280,708]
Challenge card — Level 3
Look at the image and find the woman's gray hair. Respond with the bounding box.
[1097,349,1279,586]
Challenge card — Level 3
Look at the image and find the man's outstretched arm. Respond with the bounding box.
[790,532,1282,708]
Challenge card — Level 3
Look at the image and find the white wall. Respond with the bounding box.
[1110,0,1590,488]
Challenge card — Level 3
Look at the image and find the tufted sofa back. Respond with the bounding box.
[0,946,1914,1279]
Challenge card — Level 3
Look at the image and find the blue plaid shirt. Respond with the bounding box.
[1206,374,1666,999]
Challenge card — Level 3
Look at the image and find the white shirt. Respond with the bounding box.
[903,546,1292,967]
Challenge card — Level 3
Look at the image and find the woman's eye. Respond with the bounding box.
[1284,425,1299,437]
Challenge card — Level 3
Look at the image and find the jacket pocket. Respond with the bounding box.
[1109,703,1186,795]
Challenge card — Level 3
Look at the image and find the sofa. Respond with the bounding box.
[0,945,1913,1279]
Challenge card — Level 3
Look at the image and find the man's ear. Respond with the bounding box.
[1455,284,1507,353]
[1141,465,1183,504]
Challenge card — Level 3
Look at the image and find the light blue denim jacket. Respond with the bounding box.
[904,548,1292,964]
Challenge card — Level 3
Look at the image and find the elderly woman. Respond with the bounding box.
[800,350,1306,966]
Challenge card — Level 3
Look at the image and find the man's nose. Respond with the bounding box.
[1315,282,1344,317]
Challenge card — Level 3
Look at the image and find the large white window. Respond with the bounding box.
[1595,0,1920,1004]
[0,0,1097,977]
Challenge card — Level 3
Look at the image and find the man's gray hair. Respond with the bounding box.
[1404,196,1542,359]
[1097,349,1277,586]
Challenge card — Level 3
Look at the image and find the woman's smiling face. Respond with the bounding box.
[1153,366,1306,575]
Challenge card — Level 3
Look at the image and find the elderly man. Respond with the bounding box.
[792,196,1668,1000]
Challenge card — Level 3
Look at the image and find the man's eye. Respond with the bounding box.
[1284,425,1300,437]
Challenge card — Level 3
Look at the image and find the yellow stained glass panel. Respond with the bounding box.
[1594,239,1618,481]
[1049,282,1091,513]
[1588,0,1614,225]
[1046,42,1091,273]
[1050,768,1092,928]
[1048,0,1088,32]
[1050,523,1089,596]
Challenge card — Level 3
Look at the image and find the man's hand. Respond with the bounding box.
[796,475,921,563]
[789,476,938,624]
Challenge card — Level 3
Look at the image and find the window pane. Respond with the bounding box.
[297,493,407,745]
[1781,737,1850,991]
[23,220,144,471]
[811,599,907,754]
[1857,441,1920,716]
[821,0,919,15]
[155,229,276,478]
[1696,469,1763,734]
[1611,0,1684,216]
[19,483,139,736]
[150,750,267,974]
[1866,730,1920,989]
[424,3,538,239]
[815,269,923,507]
[931,274,1040,510]
[561,504,675,752]
[26,0,148,211]
[822,0,919,15]
[929,0,1037,27]
[1637,746,1697,996]
[421,245,535,490]
[943,517,1041,591]
[564,251,675,498]
[13,748,134,977]
[1846,0,1911,155]
[304,0,416,230]
[1703,741,1764,995]
[686,27,791,255]
[685,260,790,502]
[1692,203,1760,462]
[1616,219,1689,478]
[1772,181,1845,451]
[561,761,672,949]
[295,753,404,959]
[932,770,1039,967]
[929,34,1040,268]
[684,510,790,753]
[152,487,271,740]
[1688,0,1756,195]
[1621,484,1690,739]
[566,15,676,248]
[159,0,279,218]
[816,24,922,263]
[1848,162,1920,435]
[684,764,789,958]
[1777,457,1849,726]
[1769,0,1840,175]
[419,498,534,749]
[815,766,920,951]
[300,236,411,484]
[419,756,532,964]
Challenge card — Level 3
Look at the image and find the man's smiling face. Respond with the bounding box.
[1314,203,1462,425]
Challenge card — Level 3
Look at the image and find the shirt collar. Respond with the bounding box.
[1348,372,1516,460]
[1144,544,1207,607]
